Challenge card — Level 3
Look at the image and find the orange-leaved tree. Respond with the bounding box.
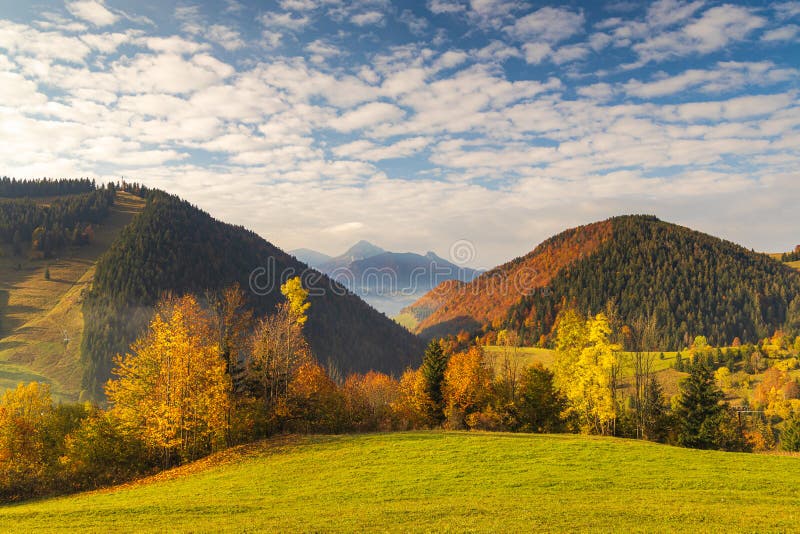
[442,345,492,429]
[106,294,230,467]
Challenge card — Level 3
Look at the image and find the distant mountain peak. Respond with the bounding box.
[343,240,385,261]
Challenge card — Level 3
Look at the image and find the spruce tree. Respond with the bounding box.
[420,340,448,426]
[674,363,725,449]
[782,416,800,452]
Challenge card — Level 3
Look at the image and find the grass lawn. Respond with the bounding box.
[1,432,799,532]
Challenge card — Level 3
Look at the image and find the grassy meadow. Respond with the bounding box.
[0,192,145,401]
[1,431,798,532]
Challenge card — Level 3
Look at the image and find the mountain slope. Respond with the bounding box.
[411,219,613,339]
[291,248,331,267]
[412,215,800,347]
[81,192,424,399]
[0,191,145,401]
[3,433,800,532]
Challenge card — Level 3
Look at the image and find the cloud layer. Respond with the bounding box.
[0,0,798,266]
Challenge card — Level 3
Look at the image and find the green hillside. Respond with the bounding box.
[1,432,798,532]
[0,192,145,401]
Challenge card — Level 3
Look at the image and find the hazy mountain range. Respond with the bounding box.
[292,241,481,316]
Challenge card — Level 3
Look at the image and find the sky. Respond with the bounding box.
[0,0,798,268]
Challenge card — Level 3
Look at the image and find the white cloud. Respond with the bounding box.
[427,0,465,15]
[521,42,551,64]
[259,11,311,31]
[623,62,799,98]
[330,102,405,132]
[468,0,524,29]
[142,36,210,55]
[505,7,585,43]
[351,11,384,27]
[474,40,521,62]
[632,5,767,64]
[578,83,615,101]
[645,0,704,29]
[333,137,430,160]
[112,53,235,94]
[66,0,119,27]
[774,2,800,20]
[0,71,48,108]
[0,20,92,63]
[207,25,246,51]
[762,24,800,42]
[305,39,341,64]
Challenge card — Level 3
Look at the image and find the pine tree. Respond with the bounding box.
[420,340,448,426]
[674,363,724,449]
[674,352,684,372]
[782,416,800,452]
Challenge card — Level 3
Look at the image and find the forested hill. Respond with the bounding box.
[412,215,800,348]
[81,192,424,400]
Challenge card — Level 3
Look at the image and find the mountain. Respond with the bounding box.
[290,248,331,267]
[409,215,800,348]
[318,240,386,272]
[301,243,480,317]
[81,192,424,400]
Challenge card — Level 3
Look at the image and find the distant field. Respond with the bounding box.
[768,252,800,271]
[1,432,799,532]
[394,311,418,331]
[0,192,145,401]
[484,345,679,372]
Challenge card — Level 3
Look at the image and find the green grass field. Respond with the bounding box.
[1,432,798,532]
[0,192,145,401]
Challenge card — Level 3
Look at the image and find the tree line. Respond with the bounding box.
[0,177,96,198]
[0,187,115,258]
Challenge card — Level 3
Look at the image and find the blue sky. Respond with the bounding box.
[0,0,798,267]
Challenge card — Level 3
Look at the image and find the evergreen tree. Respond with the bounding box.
[674,363,726,449]
[641,377,667,442]
[420,340,448,425]
[44,266,50,281]
[782,416,800,452]
[674,352,684,372]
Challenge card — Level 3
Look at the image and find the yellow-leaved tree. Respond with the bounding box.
[0,382,54,500]
[248,276,312,434]
[554,310,620,435]
[106,294,230,467]
[282,276,310,326]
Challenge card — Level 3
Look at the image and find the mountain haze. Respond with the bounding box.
[295,241,480,316]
